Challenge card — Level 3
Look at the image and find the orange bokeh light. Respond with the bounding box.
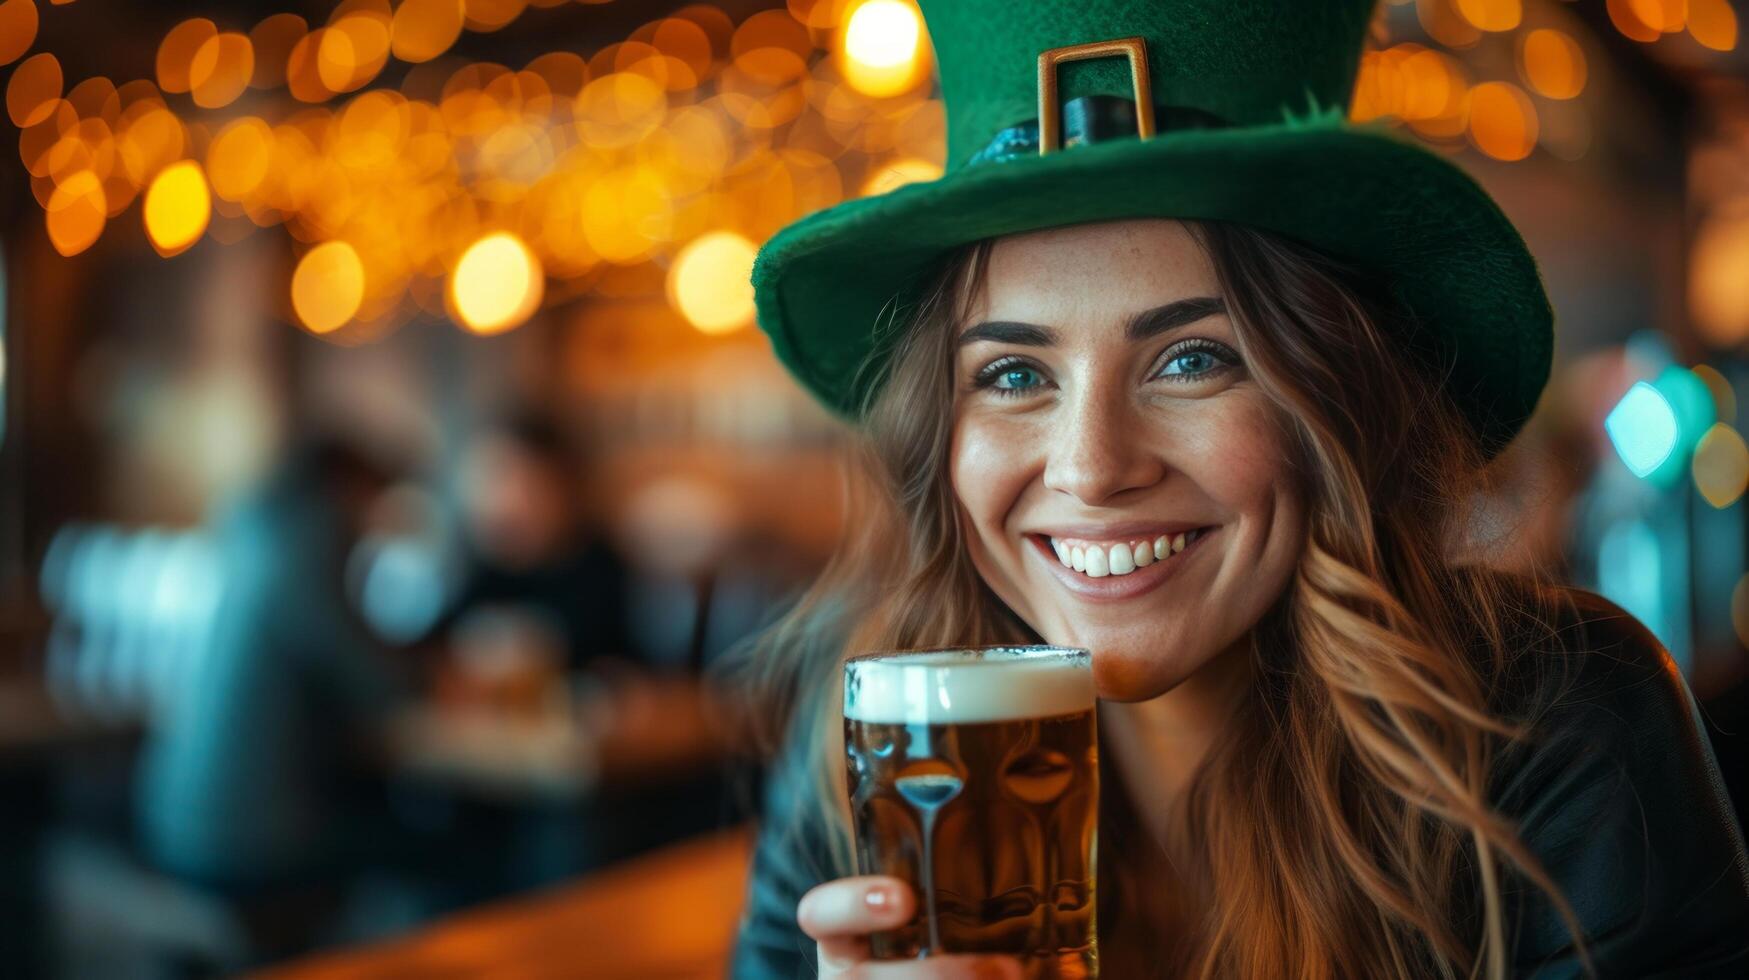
[189,32,255,109]
[1466,81,1537,161]
[0,0,40,67]
[7,52,62,128]
[1453,0,1521,32]
[1688,0,1738,50]
[1520,29,1586,100]
[157,18,217,94]
[45,169,107,256]
[391,0,465,63]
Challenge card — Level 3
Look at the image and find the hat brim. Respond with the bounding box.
[751,121,1552,454]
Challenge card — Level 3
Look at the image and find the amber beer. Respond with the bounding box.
[843,647,1098,977]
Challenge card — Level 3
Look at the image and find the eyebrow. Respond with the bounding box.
[956,296,1227,347]
[1124,296,1226,341]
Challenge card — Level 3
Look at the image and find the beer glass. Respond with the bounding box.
[843,646,1098,978]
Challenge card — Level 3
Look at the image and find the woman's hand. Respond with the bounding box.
[797,876,1022,978]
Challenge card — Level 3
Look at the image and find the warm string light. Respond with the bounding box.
[6,0,1740,336]
[1360,0,1734,162]
[3,0,942,340]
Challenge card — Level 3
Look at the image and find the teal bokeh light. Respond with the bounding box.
[1606,382,1679,478]
[1605,367,1721,485]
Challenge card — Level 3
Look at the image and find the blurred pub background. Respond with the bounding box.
[0,0,1745,977]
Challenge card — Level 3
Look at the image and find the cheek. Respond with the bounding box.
[950,412,1045,618]
[950,413,1038,536]
[1186,396,1304,628]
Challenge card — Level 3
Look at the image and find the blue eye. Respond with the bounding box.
[973,356,1048,397]
[1155,341,1237,382]
[1163,351,1217,376]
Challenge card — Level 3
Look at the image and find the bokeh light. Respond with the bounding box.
[1688,0,1739,50]
[391,0,465,63]
[7,52,62,128]
[324,7,393,93]
[668,230,757,335]
[45,169,106,256]
[1694,423,1749,508]
[1453,0,1520,33]
[189,31,254,109]
[464,0,526,34]
[291,240,366,334]
[157,18,217,94]
[1629,0,1687,34]
[117,104,185,185]
[0,0,40,68]
[1607,0,1662,42]
[1692,364,1738,425]
[1691,212,1749,347]
[143,160,212,256]
[449,232,543,335]
[206,117,273,201]
[1467,81,1537,161]
[1417,0,1482,49]
[841,0,926,98]
[1658,365,1721,449]
[861,156,942,196]
[1605,381,1679,478]
[248,13,307,89]
[1520,29,1586,100]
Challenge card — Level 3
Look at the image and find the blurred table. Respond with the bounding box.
[252,826,754,980]
[385,704,598,801]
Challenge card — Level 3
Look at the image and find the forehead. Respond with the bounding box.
[962,219,1218,324]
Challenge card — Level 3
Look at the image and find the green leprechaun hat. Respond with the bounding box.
[749,0,1553,454]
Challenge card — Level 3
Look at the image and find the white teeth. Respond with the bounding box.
[1049,530,1207,579]
[1084,546,1109,577]
[1108,543,1135,575]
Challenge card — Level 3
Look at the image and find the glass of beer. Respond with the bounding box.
[843,646,1098,978]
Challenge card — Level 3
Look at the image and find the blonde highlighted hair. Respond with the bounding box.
[743,219,1584,978]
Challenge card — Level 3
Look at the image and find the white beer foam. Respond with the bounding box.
[844,647,1094,724]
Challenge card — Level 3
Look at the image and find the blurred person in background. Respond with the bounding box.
[427,410,740,889]
[439,410,635,676]
[134,433,410,962]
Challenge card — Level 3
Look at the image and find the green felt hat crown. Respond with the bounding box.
[751,0,1553,453]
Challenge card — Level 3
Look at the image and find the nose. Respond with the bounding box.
[1041,383,1166,506]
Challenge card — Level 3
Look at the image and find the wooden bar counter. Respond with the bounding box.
[254,828,754,980]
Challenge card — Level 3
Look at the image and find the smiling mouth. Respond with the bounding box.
[1036,529,1212,579]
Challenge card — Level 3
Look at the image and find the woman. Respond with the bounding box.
[731,2,1749,977]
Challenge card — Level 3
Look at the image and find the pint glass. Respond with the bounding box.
[843,646,1098,977]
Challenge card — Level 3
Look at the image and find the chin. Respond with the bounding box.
[1089,650,1195,702]
[1054,624,1208,702]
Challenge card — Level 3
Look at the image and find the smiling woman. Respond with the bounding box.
[729,214,1749,980]
[728,1,1749,977]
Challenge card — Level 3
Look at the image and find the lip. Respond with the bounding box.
[1026,521,1208,540]
[1026,527,1217,604]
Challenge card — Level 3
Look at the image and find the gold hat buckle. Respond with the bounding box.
[1036,36,1156,156]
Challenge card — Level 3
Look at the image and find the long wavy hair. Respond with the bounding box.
[745,219,1585,979]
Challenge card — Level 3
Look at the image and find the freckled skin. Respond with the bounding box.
[949,219,1306,701]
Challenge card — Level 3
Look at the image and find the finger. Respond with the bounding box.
[849,955,1025,979]
[797,876,916,938]
[797,876,915,968]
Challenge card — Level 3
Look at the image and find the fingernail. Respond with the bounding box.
[864,885,893,909]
